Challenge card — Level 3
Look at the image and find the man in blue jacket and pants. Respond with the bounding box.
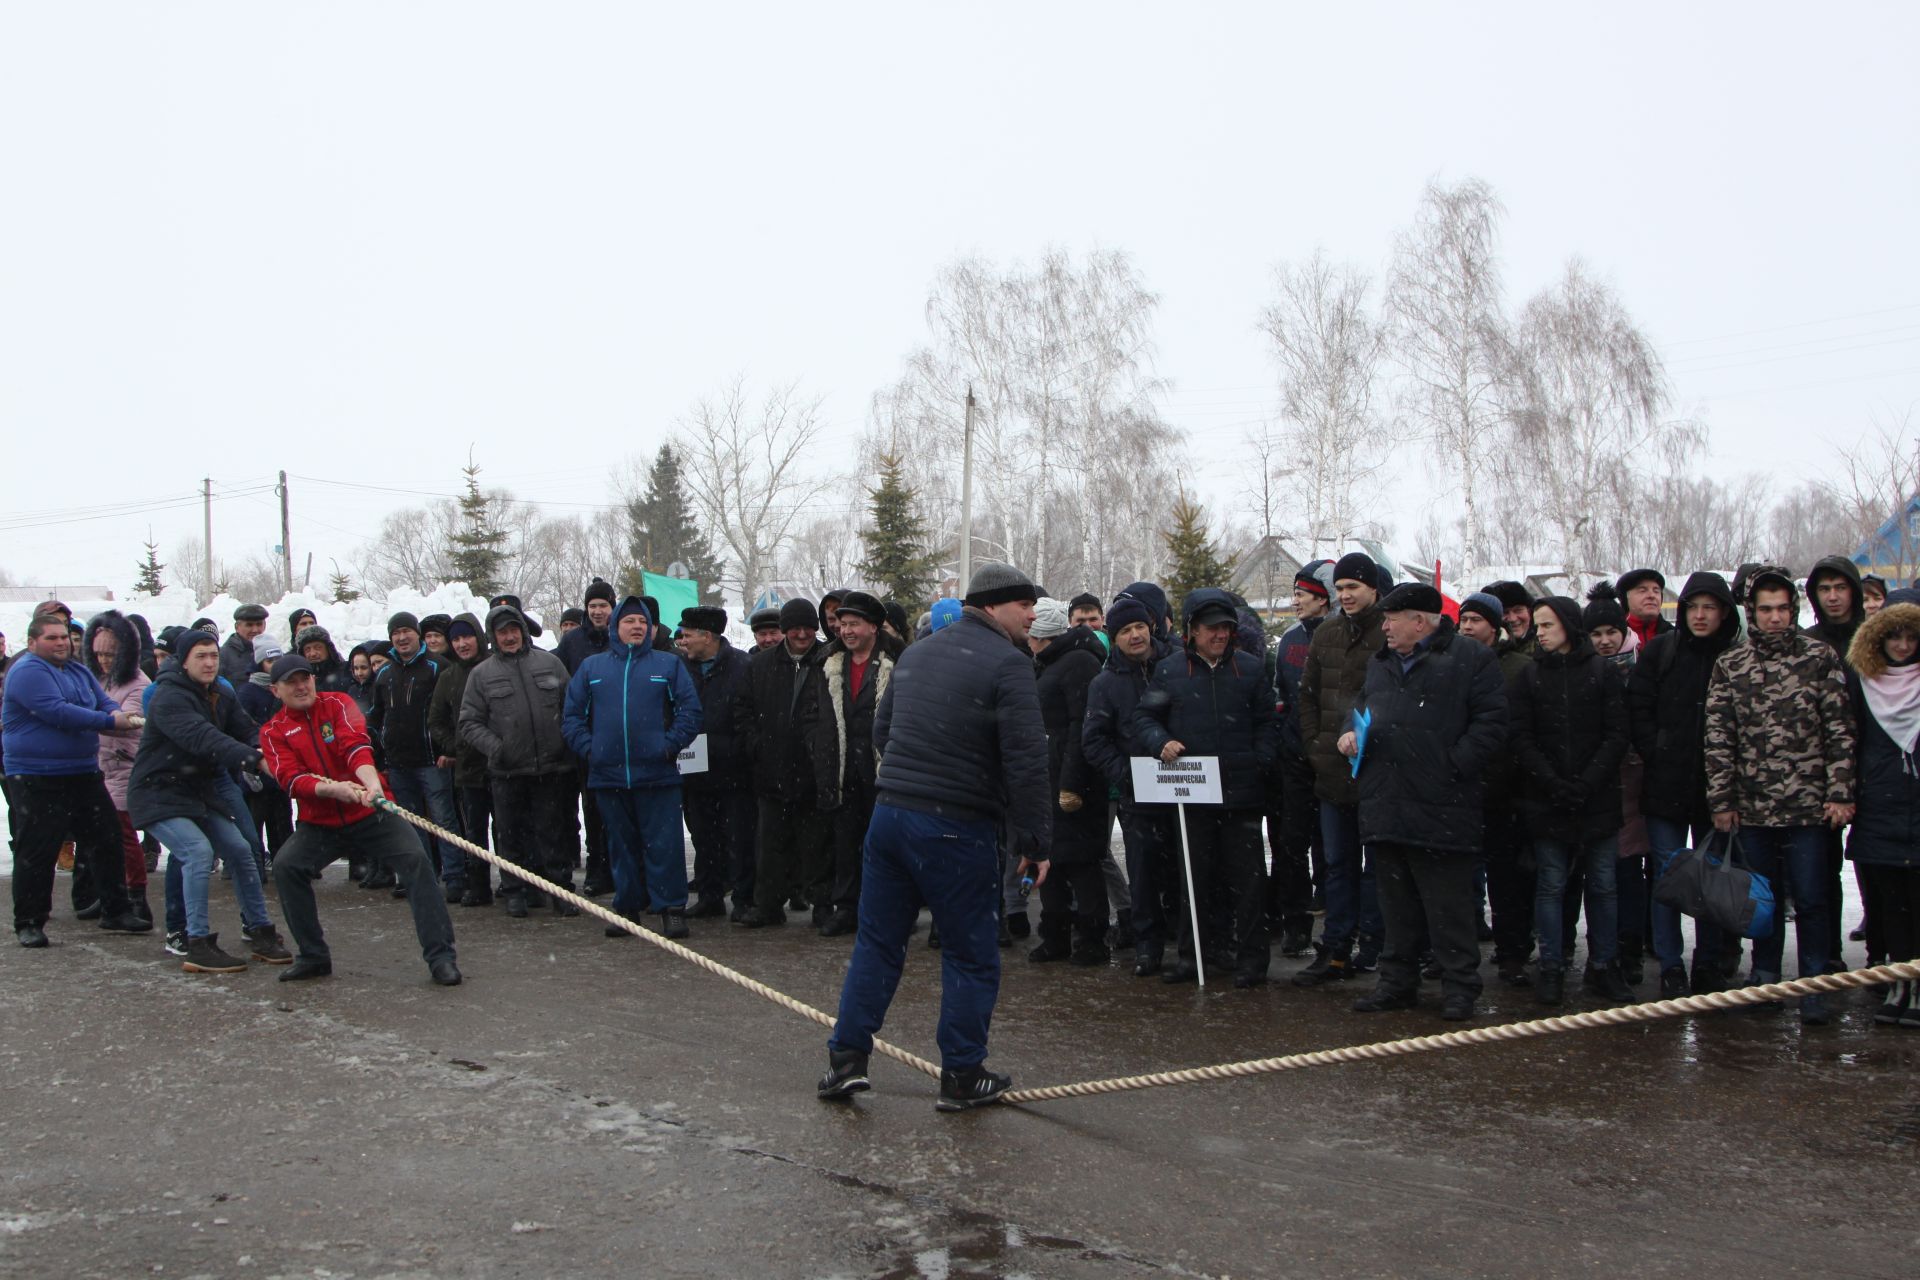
[817,562,1052,1113]
[5,613,151,945]
[563,597,702,939]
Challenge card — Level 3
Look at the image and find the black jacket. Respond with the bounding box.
[218,632,257,689]
[1626,572,1740,824]
[806,641,893,807]
[369,646,443,769]
[873,607,1052,859]
[1298,602,1384,806]
[1082,633,1172,805]
[1130,639,1280,812]
[556,623,611,676]
[1035,627,1108,864]
[126,667,261,828]
[739,637,827,802]
[427,614,489,787]
[1804,553,1864,666]
[1353,623,1507,855]
[683,638,753,791]
[1509,642,1629,845]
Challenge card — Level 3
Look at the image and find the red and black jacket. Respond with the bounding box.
[260,691,384,828]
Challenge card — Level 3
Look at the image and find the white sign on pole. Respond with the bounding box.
[676,734,709,775]
[1128,756,1223,806]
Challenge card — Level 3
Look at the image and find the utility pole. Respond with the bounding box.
[202,477,214,602]
[278,470,293,594]
[959,386,976,593]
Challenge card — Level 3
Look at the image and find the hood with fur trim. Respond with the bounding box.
[1848,601,1920,679]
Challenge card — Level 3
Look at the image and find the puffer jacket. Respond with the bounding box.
[1082,631,1171,805]
[459,605,576,779]
[1626,571,1741,823]
[126,666,261,828]
[1297,601,1384,806]
[1508,640,1629,845]
[1353,622,1507,854]
[562,597,702,790]
[84,612,149,809]
[1845,601,1920,867]
[872,606,1051,859]
[1130,630,1280,811]
[427,612,489,787]
[1704,598,1855,827]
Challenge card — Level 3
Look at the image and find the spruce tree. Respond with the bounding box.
[624,444,723,604]
[133,539,165,595]
[1161,491,1238,622]
[448,456,511,599]
[329,564,361,604]
[857,454,939,616]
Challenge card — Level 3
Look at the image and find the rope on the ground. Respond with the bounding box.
[997,960,1920,1104]
[371,796,942,1081]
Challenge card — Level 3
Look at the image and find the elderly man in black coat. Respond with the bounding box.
[680,605,757,922]
[1344,584,1508,1021]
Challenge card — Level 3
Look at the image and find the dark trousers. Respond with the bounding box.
[828,785,877,911]
[1861,864,1920,964]
[595,786,689,916]
[1744,825,1830,979]
[9,772,130,928]
[1173,807,1269,977]
[1484,804,1535,964]
[490,771,575,895]
[755,794,832,910]
[456,784,493,887]
[830,804,1002,1070]
[1319,802,1381,956]
[685,785,757,907]
[1037,859,1109,949]
[1373,842,1484,1001]
[271,813,456,965]
[1118,806,1177,955]
[1264,750,1318,934]
[388,764,461,884]
[245,784,295,858]
[577,761,608,881]
[1823,828,1846,967]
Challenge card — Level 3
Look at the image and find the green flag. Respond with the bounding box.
[642,571,700,629]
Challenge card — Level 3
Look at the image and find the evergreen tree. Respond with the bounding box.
[857,453,940,616]
[133,539,165,595]
[448,456,511,599]
[624,444,723,604]
[329,563,361,604]
[1160,491,1238,621]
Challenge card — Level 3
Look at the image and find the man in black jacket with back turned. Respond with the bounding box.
[679,605,756,922]
[739,599,832,927]
[1130,587,1279,988]
[1345,585,1507,1021]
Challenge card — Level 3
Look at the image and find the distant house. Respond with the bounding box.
[0,586,115,604]
[1233,536,1435,624]
[1851,494,1920,587]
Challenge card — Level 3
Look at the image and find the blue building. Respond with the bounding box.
[1851,494,1920,588]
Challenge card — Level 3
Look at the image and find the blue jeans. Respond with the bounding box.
[163,779,265,934]
[831,804,1003,1070]
[216,774,268,877]
[1740,825,1829,979]
[1645,816,1721,973]
[1318,803,1381,955]
[595,786,689,916]
[388,765,461,884]
[150,814,271,939]
[1535,835,1619,969]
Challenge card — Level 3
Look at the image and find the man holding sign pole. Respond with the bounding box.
[1130,588,1279,988]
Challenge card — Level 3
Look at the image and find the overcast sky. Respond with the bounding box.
[3,2,1917,591]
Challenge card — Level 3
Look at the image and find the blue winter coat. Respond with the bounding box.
[0,653,121,776]
[563,599,702,791]
[1081,632,1171,805]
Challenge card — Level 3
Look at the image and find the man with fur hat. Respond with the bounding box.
[805,590,895,937]
[738,598,833,927]
[1703,566,1856,1025]
[679,604,757,922]
[460,601,582,918]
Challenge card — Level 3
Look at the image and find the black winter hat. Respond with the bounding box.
[1067,592,1103,615]
[233,603,269,623]
[778,598,819,632]
[156,625,187,653]
[1582,582,1628,634]
[175,629,220,663]
[1459,593,1505,629]
[963,562,1039,609]
[190,617,218,634]
[560,607,587,626]
[1332,551,1378,587]
[387,611,420,636]
[883,600,909,638]
[1379,583,1443,614]
[1116,581,1171,629]
[682,605,728,634]
[1481,580,1534,613]
[1374,565,1397,594]
[419,613,452,637]
[834,591,886,626]
[1616,568,1666,596]
[583,577,616,607]
[1678,571,1735,612]
[1104,596,1153,639]
[749,607,781,631]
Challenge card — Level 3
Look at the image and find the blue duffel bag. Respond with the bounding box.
[1652,829,1777,941]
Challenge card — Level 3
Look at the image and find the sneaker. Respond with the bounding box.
[164,930,188,957]
[244,924,293,964]
[1351,945,1379,974]
[817,1048,871,1101]
[182,934,247,975]
[935,1065,1011,1112]
[1292,950,1352,987]
[1659,966,1690,999]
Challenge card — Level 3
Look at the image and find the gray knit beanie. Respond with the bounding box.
[963,561,1038,608]
[1029,597,1070,639]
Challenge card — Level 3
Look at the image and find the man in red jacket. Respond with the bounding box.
[260,654,461,985]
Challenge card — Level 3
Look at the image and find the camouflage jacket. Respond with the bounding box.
[1703,629,1855,826]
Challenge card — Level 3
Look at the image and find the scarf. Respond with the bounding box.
[1863,662,1920,756]
[1626,613,1661,647]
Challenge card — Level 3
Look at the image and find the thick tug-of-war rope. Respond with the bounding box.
[375,795,1915,1108]
[371,797,942,1081]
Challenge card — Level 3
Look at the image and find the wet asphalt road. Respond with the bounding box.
[2,870,1916,1279]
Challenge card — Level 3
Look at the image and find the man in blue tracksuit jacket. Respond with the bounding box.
[563,597,701,938]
